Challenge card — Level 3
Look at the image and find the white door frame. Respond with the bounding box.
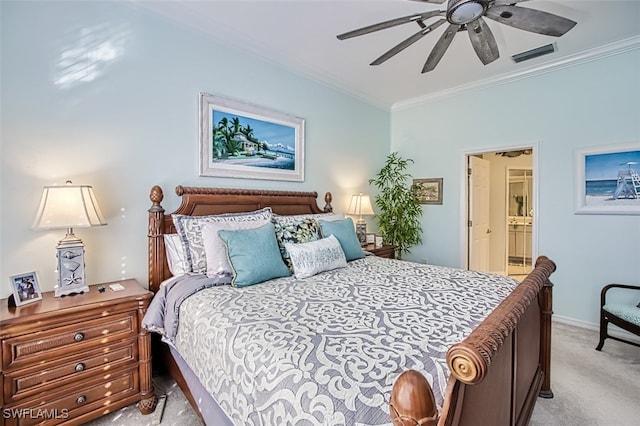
[459,141,540,271]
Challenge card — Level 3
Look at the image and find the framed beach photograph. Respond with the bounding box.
[575,142,640,215]
[414,178,443,205]
[199,93,305,181]
[9,271,43,306]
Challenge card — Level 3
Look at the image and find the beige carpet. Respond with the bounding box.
[530,322,639,426]
[86,322,639,425]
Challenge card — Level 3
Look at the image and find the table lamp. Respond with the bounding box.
[32,181,107,296]
[347,193,374,245]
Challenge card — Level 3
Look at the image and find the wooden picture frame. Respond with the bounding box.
[199,93,305,182]
[414,178,443,205]
[574,142,640,215]
[9,271,43,306]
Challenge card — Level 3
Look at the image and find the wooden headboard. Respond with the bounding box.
[147,185,333,292]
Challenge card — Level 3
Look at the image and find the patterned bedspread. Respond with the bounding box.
[170,256,519,425]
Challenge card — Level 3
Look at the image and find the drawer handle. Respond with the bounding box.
[75,362,85,372]
[73,332,85,342]
[76,395,87,405]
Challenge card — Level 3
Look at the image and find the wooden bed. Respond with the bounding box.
[147,185,556,426]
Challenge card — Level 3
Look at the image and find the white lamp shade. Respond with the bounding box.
[33,184,107,229]
[347,193,375,216]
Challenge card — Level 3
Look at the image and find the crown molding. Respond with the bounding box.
[392,34,640,111]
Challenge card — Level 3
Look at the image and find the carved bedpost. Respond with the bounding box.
[537,256,556,398]
[148,185,165,293]
[324,192,333,212]
[137,297,157,414]
[390,370,438,426]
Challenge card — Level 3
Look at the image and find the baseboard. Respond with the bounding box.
[553,315,640,344]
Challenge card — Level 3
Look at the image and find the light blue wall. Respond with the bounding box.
[391,49,640,326]
[0,1,389,296]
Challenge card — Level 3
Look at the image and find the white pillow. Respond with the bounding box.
[173,208,273,274]
[272,212,344,225]
[201,216,272,278]
[284,235,347,279]
[164,234,189,276]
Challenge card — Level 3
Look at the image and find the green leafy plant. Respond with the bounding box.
[369,152,423,258]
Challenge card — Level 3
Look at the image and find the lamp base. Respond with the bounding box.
[55,243,88,297]
[355,222,367,246]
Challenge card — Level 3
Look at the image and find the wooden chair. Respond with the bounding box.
[596,284,640,350]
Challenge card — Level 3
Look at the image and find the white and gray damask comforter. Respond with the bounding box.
[144,256,519,426]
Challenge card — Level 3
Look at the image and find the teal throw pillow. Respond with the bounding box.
[218,222,290,287]
[318,218,365,261]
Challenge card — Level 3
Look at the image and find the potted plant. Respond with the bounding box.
[369,152,423,259]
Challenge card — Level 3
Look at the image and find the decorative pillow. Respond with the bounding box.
[164,234,189,276]
[285,235,347,279]
[272,212,344,225]
[173,208,272,274]
[201,218,272,278]
[218,222,290,287]
[318,218,365,261]
[273,217,322,270]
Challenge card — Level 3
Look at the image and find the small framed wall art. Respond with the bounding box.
[9,271,43,306]
[414,178,443,205]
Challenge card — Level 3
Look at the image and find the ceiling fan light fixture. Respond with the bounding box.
[447,0,488,25]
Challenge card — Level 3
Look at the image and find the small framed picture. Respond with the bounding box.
[9,272,43,306]
[366,233,376,244]
[414,178,444,205]
[375,235,384,248]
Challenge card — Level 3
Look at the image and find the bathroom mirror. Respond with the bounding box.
[507,168,533,275]
[508,169,533,218]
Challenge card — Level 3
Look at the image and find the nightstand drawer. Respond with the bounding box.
[3,366,139,426]
[2,312,136,371]
[4,339,138,405]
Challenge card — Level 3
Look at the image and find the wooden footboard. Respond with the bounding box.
[391,256,556,426]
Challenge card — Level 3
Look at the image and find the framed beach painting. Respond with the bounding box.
[199,93,305,181]
[575,142,640,215]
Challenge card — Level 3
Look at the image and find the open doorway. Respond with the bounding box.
[463,145,538,280]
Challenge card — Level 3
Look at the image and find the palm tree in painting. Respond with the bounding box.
[224,138,241,157]
[231,117,242,136]
[213,132,228,158]
[213,117,237,159]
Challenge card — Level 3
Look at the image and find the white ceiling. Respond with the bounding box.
[132,0,640,109]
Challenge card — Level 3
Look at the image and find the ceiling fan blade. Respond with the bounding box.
[467,17,499,65]
[337,10,443,40]
[485,5,577,37]
[493,0,529,5]
[371,19,446,65]
[422,23,460,73]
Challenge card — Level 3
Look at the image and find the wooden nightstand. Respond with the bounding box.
[364,244,397,259]
[0,279,156,425]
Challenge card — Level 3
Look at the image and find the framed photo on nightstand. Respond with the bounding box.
[9,271,43,306]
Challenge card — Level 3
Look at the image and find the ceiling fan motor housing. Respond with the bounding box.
[447,0,489,25]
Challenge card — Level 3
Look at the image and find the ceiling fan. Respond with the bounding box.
[337,0,577,73]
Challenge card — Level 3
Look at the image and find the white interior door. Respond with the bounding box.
[468,156,491,272]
